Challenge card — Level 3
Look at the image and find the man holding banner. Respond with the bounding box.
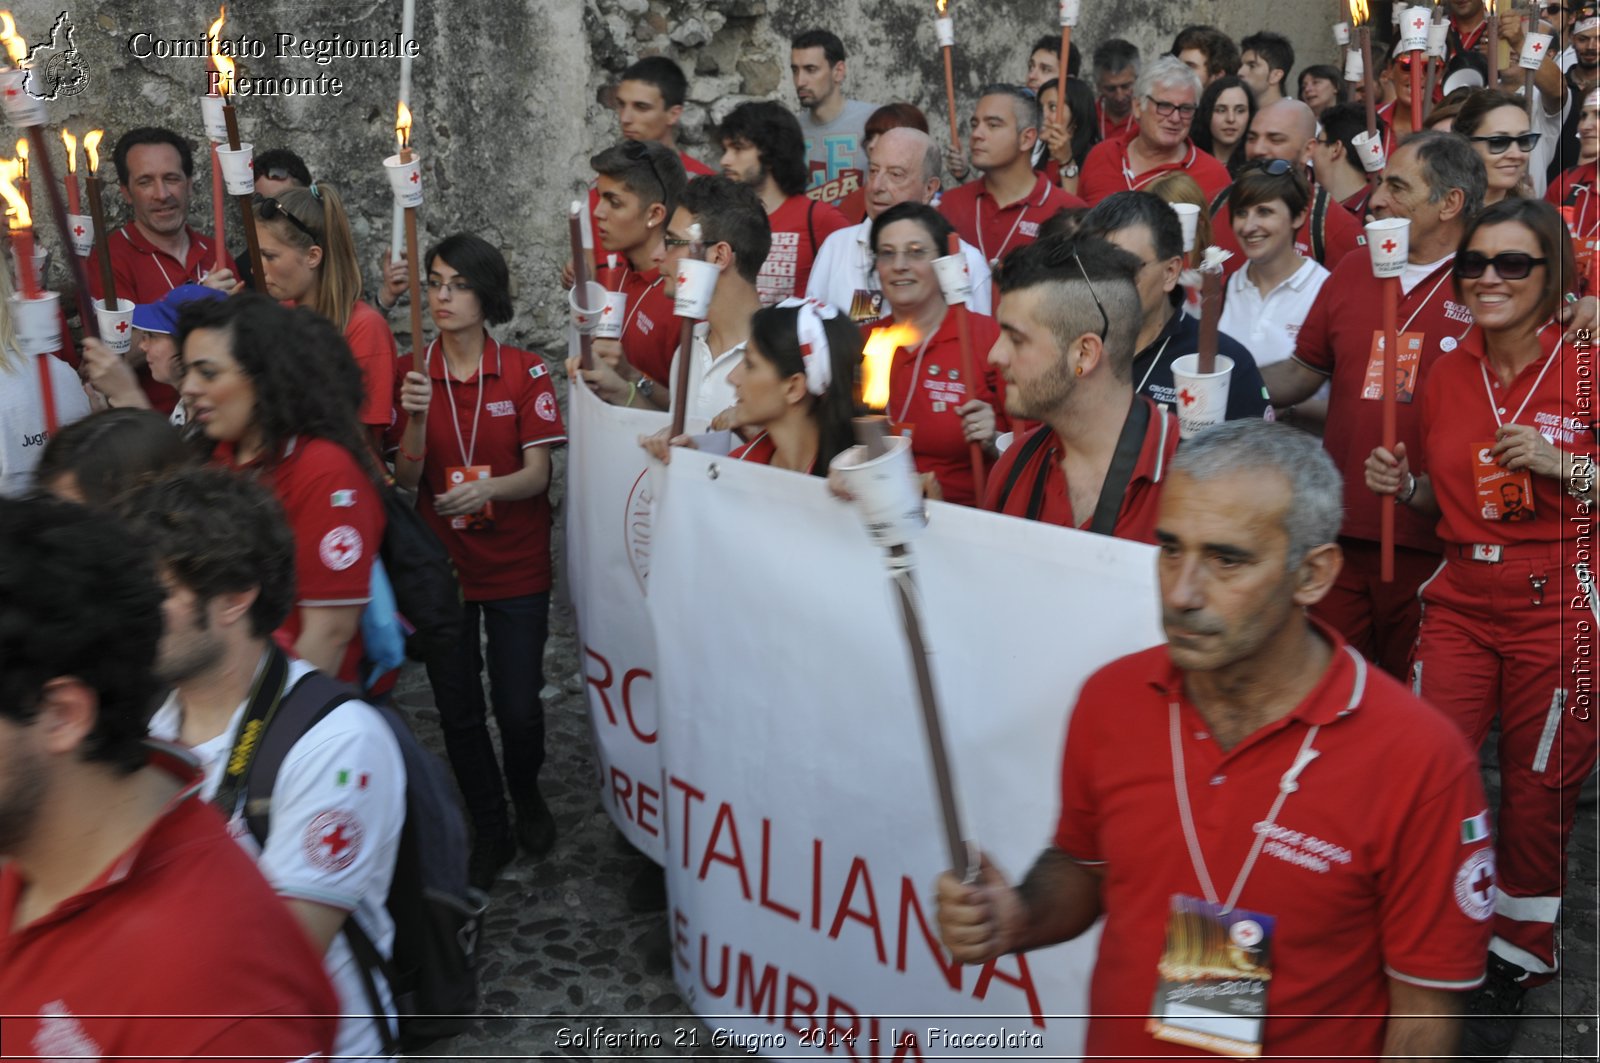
[937,420,1493,1061]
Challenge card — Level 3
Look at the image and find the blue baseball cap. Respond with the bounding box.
[130,284,228,335]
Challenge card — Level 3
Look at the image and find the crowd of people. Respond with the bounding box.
[2,2,1598,1060]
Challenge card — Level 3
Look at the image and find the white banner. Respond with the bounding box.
[646,449,1165,1059]
[565,380,670,861]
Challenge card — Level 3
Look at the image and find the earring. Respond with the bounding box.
[1075,365,1083,376]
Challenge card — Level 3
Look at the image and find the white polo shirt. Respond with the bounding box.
[805,218,993,318]
[669,323,745,431]
[149,656,406,1062]
[1222,256,1333,406]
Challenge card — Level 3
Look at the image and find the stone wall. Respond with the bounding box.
[13,0,1346,351]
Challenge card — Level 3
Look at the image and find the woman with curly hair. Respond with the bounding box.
[178,293,385,685]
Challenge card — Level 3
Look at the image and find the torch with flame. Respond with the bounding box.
[933,1,961,155]
[0,153,39,297]
[209,8,233,98]
[82,128,119,308]
[60,127,80,214]
[0,12,27,67]
[396,101,413,159]
[860,322,919,414]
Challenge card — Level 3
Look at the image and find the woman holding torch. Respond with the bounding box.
[1363,199,1596,1056]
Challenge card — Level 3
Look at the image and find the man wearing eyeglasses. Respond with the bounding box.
[1312,103,1386,218]
[1078,56,1231,206]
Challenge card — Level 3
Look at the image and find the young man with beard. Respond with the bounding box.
[790,28,878,209]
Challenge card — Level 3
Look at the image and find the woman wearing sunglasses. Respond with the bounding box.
[865,203,1005,506]
[253,184,396,450]
[1364,199,1596,1048]
[1457,89,1540,207]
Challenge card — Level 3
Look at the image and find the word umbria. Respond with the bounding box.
[205,70,345,97]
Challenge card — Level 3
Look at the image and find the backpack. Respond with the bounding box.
[221,649,488,1053]
[1210,183,1331,264]
[379,482,462,662]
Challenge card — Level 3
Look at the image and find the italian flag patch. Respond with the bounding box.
[1460,811,1490,844]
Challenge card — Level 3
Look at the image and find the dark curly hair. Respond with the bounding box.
[119,468,297,640]
[715,100,810,198]
[176,293,382,484]
[0,498,165,774]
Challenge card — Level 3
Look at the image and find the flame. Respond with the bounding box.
[936,0,949,13]
[0,12,25,65]
[0,156,30,228]
[60,128,75,173]
[861,323,920,411]
[395,101,412,150]
[210,8,234,96]
[1349,0,1369,26]
[84,129,102,172]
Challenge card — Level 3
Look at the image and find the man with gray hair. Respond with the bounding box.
[806,126,992,320]
[1092,38,1141,142]
[1080,55,1232,205]
[938,84,1084,272]
[937,418,1494,1060]
[983,235,1180,540]
[1262,130,1486,681]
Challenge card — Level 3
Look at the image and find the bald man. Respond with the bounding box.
[1209,99,1366,277]
[806,126,993,319]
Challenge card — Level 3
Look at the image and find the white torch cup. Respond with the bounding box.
[199,95,228,143]
[831,434,927,549]
[0,70,47,127]
[1401,7,1433,52]
[673,258,718,319]
[931,253,972,306]
[1351,130,1387,173]
[1365,217,1411,278]
[1169,353,1234,440]
[215,143,255,195]
[568,281,608,334]
[93,297,136,356]
[1333,22,1351,46]
[594,290,628,340]
[1171,202,1201,253]
[1058,0,1080,27]
[935,18,954,47]
[1520,33,1555,70]
[1344,48,1364,84]
[30,246,47,288]
[9,291,60,355]
[1427,21,1450,58]
[384,153,424,208]
[66,213,94,257]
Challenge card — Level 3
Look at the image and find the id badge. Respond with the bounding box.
[848,289,883,324]
[887,420,915,443]
[444,464,495,531]
[1146,894,1274,1058]
[1471,442,1536,522]
[1361,330,1423,403]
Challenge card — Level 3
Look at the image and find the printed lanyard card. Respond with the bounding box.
[1147,894,1275,1058]
[444,465,495,531]
[1362,331,1424,404]
[848,289,883,324]
[1471,442,1536,522]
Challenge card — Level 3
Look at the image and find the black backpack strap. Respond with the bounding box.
[1311,186,1329,265]
[1088,395,1152,537]
[807,198,818,255]
[344,918,401,1055]
[211,646,291,821]
[993,427,1055,516]
[1208,185,1231,218]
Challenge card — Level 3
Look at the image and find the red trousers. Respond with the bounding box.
[1412,544,1599,985]
[1311,538,1441,680]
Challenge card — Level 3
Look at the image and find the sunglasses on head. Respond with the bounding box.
[1468,132,1542,154]
[255,195,318,241]
[1454,250,1549,279]
[1241,158,1294,176]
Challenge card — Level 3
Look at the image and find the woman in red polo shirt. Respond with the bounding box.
[1364,199,1597,1033]
[866,202,1004,506]
[393,233,566,888]
[1547,88,1599,290]
[253,184,396,450]
[178,295,386,687]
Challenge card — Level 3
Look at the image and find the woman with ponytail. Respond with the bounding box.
[254,182,396,448]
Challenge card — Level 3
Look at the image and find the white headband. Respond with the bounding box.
[1579,17,1600,34]
[777,297,840,397]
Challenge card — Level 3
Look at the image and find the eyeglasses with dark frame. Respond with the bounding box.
[254,195,318,243]
[1144,95,1199,120]
[1467,132,1542,155]
[1454,251,1550,280]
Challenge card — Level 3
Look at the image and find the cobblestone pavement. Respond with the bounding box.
[390,584,1599,1062]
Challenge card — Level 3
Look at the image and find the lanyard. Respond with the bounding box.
[1170,703,1323,913]
[977,187,1033,266]
[1400,266,1454,334]
[435,335,498,467]
[893,323,940,425]
[735,431,815,473]
[617,265,666,337]
[1136,333,1175,395]
[1478,320,1560,429]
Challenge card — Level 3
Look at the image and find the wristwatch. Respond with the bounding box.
[637,376,656,400]
[1063,161,1079,178]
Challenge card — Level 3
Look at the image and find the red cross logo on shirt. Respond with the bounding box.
[73,225,85,237]
[1472,866,1495,903]
[1179,387,1197,407]
[116,320,129,334]
[322,824,352,857]
[301,809,362,871]
[1381,238,1398,254]
[408,170,420,184]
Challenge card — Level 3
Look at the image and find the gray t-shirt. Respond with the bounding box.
[797,98,878,207]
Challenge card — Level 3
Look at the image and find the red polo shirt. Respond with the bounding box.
[937,173,1084,267]
[1078,129,1232,206]
[0,744,339,1062]
[344,300,397,429]
[1212,184,1367,277]
[1549,165,1600,289]
[217,436,384,684]
[396,340,566,600]
[1342,183,1375,219]
[757,194,852,305]
[614,265,679,385]
[1056,623,1492,1059]
[870,311,1008,507]
[1418,323,1597,547]
[87,224,236,412]
[1293,253,1470,552]
[982,396,1178,542]
[1096,99,1137,143]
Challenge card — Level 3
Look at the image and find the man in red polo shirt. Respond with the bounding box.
[1446,0,1493,63]
[1092,40,1141,142]
[1261,132,1484,679]
[1311,103,1383,218]
[1079,56,1231,205]
[589,140,687,395]
[937,420,1492,1061]
[612,56,713,179]
[939,85,1085,272]
[0,498,338,1063]
[1209,100,1367,277]
[984,235,1178,541]
[717,100,851,305]
[91,128,238,412]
